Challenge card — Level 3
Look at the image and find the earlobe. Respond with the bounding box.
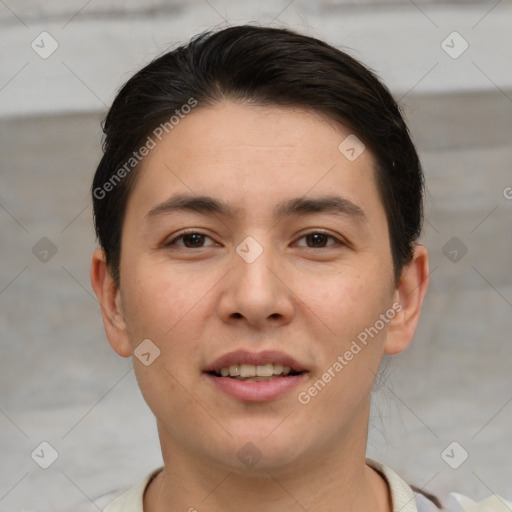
[90,248,132,358]
[384,245,429,355]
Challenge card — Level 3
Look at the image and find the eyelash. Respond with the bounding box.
[165,230,344,249]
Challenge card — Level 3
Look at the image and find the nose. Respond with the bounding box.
[216,238,296,331]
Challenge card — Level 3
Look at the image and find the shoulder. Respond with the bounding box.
[366,459,512,512]
[366,458,442,512]
[103,467,163,512]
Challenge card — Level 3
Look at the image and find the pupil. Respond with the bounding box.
[185,233,204,247]
[308,233,327,247]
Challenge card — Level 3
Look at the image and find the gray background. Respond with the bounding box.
[1,1,511,510]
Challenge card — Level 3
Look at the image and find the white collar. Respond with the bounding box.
[104,459,438,512]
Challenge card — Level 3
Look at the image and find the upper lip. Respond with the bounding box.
[204,349,307,374]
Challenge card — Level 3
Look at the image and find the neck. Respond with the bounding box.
[144,417,391,512]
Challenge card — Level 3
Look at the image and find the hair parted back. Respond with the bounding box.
[92,24,423,286]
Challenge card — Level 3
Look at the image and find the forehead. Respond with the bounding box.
[124,101,384,226]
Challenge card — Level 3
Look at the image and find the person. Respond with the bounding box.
[90,24,437,512]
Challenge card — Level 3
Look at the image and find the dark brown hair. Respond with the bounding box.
[92,25,424,285]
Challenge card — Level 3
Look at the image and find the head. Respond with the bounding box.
[91,25,429,475]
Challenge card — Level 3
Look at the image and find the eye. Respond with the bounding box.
[295,231,342,249]
[166,231,217,249]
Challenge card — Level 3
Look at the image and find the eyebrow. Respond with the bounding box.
[145,193,366,222]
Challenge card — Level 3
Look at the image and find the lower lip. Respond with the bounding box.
[205,373,307,402]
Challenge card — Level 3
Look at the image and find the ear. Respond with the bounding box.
[90,248,132,358]
[384,244,429,355]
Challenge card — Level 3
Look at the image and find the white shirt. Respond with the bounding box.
[103,458,441,512]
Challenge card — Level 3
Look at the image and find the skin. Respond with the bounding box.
[91,101,429,512]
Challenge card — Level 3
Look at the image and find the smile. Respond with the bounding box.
[213,363,299,380]
[204,351,308,402]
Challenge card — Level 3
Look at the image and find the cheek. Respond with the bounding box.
[121,262,214,429]
[119,257,223,403]
[295,275,392,419]
[120,256,210,342]
[302,268,391,343]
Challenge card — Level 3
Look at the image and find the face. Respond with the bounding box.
[94,101,423,475]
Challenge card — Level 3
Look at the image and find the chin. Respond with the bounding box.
[212,428,310,474]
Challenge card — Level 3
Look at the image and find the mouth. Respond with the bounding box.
[208,362,305,381]
[204,350,308,402]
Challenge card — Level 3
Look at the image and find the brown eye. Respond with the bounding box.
[181,233,206,248]
[296,232,340,249]
[166,232,215,249]
[306,233,329,248]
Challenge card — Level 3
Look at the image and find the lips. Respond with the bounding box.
[203,349,308,402]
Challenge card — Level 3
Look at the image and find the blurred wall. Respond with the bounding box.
[1,1,511,511]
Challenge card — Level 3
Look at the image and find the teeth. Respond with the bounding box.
[217,363,295,378]
[240,364,256,378]
[273,363,284,375]
[256,364,273,377]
